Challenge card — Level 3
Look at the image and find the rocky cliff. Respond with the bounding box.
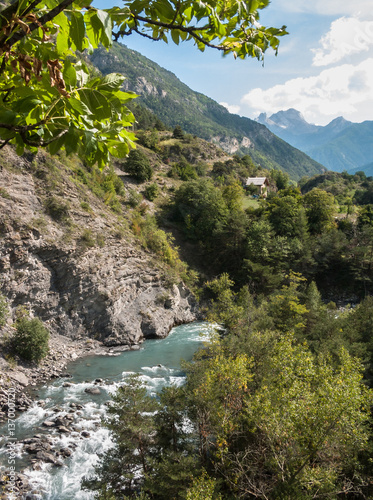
[0,148,198,353]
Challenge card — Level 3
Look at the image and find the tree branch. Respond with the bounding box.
[114,14,226,51]
[21,127,68,147]
[0,120,45,132]
[0,0,74,51]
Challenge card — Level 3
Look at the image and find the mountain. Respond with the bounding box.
[349,161,373,177]
[307,122,373,173]
[257,109,373,173]
[88,44,324,181]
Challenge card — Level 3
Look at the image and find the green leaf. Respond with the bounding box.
[13,96,42,114]
[95,9,113,47]
[77,88,111,120]
[67,96,90,115]
[48,131,68,155]
[171,30,180,45]
[155,0,175,19]
[0,108,18,125]
[70,11,86,52]
[63,59,77,88]
[75,61,90,86]
[95,73,125,92]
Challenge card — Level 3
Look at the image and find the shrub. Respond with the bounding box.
[0,293,8,327]
[12,317,49,363]
[172,125,184,139]
[168,160,198,181]
[144,183,159,201]
[127,189,142,207]
[80,229,96,248]
[80,201,90,211]
[44,196,70,221]
[123,149,153,182]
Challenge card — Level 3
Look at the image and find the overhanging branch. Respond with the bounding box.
[114,14,226,51]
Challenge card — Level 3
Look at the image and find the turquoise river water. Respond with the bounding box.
[0,321,213,499]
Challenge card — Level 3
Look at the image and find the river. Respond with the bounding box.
[0,321,212,499]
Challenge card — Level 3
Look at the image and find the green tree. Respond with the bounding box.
[184,332,372,499]
[357,204,373,227]
[303,188,336,234]
[83,375,159,497]
[270,168,289,191]
[172,125,184,139]
[267,195,307,238]
[173,179,229,245]
[239,339,372,499]
[123,149,153,182]
[266,272,309,335]
[0,0,286,165]
[11,317,49,363]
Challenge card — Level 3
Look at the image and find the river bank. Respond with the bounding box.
[0,329,148,424]
[0,322,211,500]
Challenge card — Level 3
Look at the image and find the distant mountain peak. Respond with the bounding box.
[272,108,306,121]
[256,107,372,173]
[325,116,352,132]
[256,108,316,135]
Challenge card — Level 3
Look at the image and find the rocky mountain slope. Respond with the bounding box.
[89,43,324,181]
[257,109,373,173]
[0,148,198,357]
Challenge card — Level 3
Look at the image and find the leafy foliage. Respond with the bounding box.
[0,0,286,165]
[143,183,158,201]
[123,149,153,182]
[11,317,49,363]
[86,278,373,499]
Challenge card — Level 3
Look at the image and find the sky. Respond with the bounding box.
[95,0,373,126]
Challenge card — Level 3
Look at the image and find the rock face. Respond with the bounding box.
[0,149,198,350]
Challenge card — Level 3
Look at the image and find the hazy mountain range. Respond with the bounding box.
[256,109,373,175]
[89,43,324,181]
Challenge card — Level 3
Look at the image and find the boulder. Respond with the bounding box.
[84,387,101,395]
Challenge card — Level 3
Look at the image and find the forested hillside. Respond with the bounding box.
[81,120,373,499]
[89,43,324,180]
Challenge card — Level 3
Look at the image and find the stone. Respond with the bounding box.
[84,387,101,395]
[58,426,70,433]
[35,451,58,464]
[9,372,29,386]
[42,421,55,428]
[60,448,72,457]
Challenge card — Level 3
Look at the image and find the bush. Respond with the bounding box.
[123,149,153,182]
[12,317,49,363]
[144,183,159,201]
[167,160,198,181]
[172,125,184,139]
[44,196,70,221]
[0,293,8,327]
[127,189,142,207]
[80,229,96,248]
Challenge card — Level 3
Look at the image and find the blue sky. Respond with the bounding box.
[95,0,373,126]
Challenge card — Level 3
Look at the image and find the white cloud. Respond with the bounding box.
[312,17,373,66]
[241,59,373,125]
[220,102,241,115]
[278,0,372,16]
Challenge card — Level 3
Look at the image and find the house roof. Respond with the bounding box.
[246,177,269,186]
